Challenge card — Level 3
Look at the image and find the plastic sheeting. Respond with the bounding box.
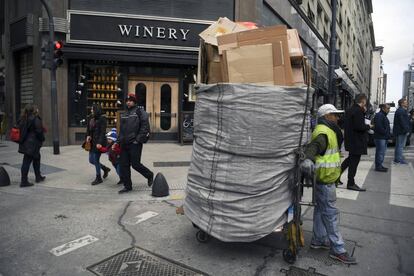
[184,83,310,242]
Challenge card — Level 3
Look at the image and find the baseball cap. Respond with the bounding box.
[317,104,344,117]
[126,93,137,102]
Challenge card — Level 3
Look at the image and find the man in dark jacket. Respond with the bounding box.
[393,98,411,164]
[117,93,154,194]
[341,94,371,191]
[373,104,391,172]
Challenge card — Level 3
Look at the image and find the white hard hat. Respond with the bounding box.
[317,104,344,117]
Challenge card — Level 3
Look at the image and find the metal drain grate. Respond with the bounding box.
[87,247,208,276]
[280,266,327,276]
[153,161,191,167]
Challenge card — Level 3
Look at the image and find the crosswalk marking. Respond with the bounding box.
[50,235,98,256]
[390,162,414,208]
[336,160,372,200]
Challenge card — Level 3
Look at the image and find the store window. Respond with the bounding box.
[135,83,147,110]
[160,84,171,131]
[68,62,124,128]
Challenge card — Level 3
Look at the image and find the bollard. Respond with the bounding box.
[0,166,11,186]
[151,172,169,197]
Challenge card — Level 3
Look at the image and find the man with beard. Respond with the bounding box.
[300,104,357,264]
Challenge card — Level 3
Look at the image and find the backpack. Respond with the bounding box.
[137,108,151,143]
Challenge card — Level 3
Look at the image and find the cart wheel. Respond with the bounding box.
[283,249,296,264]
[196,230,210,243]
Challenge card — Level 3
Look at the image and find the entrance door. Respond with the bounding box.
[128,77,179,139]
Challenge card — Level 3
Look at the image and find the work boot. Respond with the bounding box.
[147,172,154,187]
[329,252,357,264]
[35,175,46,183]
[118,187,132,194]
[375,167,387,172]
[91,175,103,185]
[20,179,34,187]
[102,166,111,179]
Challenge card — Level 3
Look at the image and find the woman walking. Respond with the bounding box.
[86,104,110,185]
[18,104,46,187]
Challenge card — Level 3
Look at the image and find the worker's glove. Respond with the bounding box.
[300,159,315,179]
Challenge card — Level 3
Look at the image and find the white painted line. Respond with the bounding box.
[337,160,372,200]
[125,211,159,225]
[50,235,99,256]
[390,162,414,208]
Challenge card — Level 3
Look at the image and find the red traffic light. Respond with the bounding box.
[54,41,63,50]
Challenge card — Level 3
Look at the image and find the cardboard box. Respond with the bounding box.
[223,44,274,85]
[287,29,304,62]
[205,43,223,83]
[218,25,294,85]
[199,17,249,46]
[292,65,305,85]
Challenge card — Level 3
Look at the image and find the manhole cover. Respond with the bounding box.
[87,246,208,276]
[281,266,327,276]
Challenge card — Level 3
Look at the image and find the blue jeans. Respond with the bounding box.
[394,134,408,163]
[374,139,387,169]
[312,183,346,254]
[114,163,121,177]
[89,151,102,176]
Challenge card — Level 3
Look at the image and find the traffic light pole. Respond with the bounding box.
[40,0,60,154]
[327,0,338,106]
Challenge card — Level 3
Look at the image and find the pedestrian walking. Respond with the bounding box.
[393,98,411,164]
[373,104,391,172]
[86,104,111,185]
[341,94,371,191]
[18,104,46,187]
[117,93,153,194]
[99,128,123,185]
[300,104,356,264]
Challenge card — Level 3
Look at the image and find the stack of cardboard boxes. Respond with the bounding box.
[198,17,310,86]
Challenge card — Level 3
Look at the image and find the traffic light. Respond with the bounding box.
[53,41,64,67]
[41,43,51,69]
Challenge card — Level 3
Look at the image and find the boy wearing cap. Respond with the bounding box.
[117,93,154,193]
[300,104,357,265]
[99,128,122,184]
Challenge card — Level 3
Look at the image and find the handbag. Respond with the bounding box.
[81,140,91,151]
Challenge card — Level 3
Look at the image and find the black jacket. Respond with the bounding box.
[119,106,147,145]
[18,115,45,158]
[343,104,370,155]
[86,115,107,152]
[373,110,391,140]
[393,107,411,136]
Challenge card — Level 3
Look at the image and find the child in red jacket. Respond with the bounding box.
[99,128,122,184]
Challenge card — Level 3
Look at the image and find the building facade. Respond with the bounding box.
[402,63,414,112]
[370,46,387,109]
[2,0,377,145]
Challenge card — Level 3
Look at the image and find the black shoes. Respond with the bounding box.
[147,173,154,187]
[118,187,132,194]
[35,175,46,183]
[102,167,111,179]
[91,176,103,185]
[347,184,366,192]
[375,167,388,172]
[20,181,34,187]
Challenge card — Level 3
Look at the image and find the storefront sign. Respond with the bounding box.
[67,10,213,51]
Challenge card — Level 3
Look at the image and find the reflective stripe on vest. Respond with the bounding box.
[311,124,341,184]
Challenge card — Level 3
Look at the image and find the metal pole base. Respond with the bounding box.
[53,141,60,155]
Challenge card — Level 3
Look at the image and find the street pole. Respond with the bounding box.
[40,0,60,154]
[327,0,338,106]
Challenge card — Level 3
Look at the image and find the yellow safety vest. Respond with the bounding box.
[311,124,341,184]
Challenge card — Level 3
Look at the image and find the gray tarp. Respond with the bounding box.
[184,83,310,242]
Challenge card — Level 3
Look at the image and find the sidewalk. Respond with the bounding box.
[0,140,193,200]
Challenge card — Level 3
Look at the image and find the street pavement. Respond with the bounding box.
[0,138,413,276]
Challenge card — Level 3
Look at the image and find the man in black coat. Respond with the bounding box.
[373,104,391,172]
[341,94,371,191]
[117,93,154,194]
